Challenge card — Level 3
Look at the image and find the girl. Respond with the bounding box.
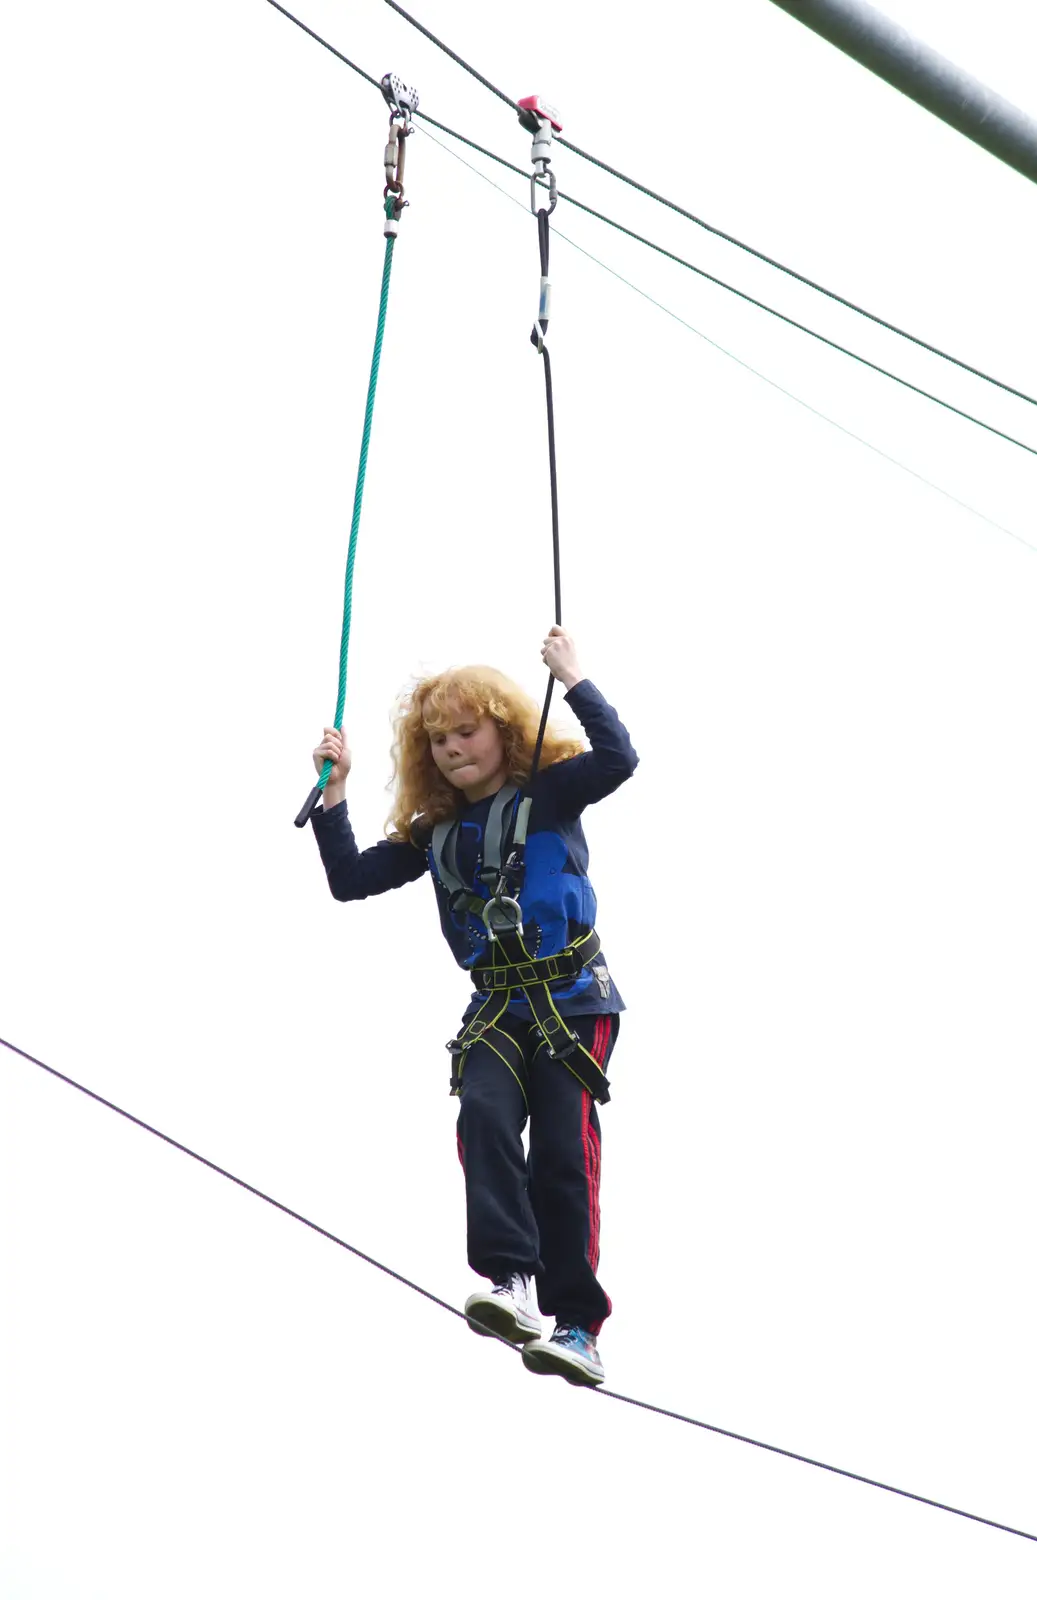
[310,625,638,1386]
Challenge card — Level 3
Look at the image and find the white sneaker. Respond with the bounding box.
[464,1272,541,1345]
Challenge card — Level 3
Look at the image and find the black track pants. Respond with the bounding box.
[455,1013,619,1335]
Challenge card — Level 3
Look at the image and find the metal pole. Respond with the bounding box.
[768,0,1037,186]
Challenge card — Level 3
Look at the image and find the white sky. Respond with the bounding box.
[3,0,1037,1594]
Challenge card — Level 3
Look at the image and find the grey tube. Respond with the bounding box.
[769,0,1037,186]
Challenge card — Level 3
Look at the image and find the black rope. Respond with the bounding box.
[263,1,1037,459]
[1,1034,465,1323]
[381,0,1037,413]
[5,1033,1037,1545]
[537,207,551,301]
[543,348,562,627]
[592,1387,1037,1543]
[526,206,560,798]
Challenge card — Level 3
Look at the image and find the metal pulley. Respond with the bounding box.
[517,94,562,214]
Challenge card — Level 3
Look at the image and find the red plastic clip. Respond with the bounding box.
[517,95,563,134]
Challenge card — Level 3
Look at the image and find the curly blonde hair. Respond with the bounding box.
[386,665,584,842]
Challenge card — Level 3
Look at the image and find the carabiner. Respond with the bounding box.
[384,115,409,197]
[531,167,558,216]
[482,894,524,941]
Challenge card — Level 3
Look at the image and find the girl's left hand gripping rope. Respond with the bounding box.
[295,74,418,829]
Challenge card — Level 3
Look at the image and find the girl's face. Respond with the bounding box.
[428,707,509,802]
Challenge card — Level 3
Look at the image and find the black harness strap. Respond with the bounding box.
[446,919,610,1105]
[470,928,601,990]
[447,1005,530,1110]
[487,923,610,1104]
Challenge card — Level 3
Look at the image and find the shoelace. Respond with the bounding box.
[554,1323,589,1347]
[494,1273,527,1298]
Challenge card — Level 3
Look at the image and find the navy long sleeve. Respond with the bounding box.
[537,679,638,812]
[311,805,428,901]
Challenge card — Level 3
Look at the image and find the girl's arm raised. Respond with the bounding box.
[537,630,639,811]
[540,679,639,812]
[310,728,427,900]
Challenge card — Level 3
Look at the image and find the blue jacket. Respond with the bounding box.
[312,679,638,1020]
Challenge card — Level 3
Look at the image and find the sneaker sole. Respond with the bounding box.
[464,1297,541,1346]
[521,1340,605,1387]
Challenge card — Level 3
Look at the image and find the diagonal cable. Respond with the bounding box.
[381,0,1037,412]
[2,1034,465,1322]
[266,0,381,86]
[418,116,1037,459]
[418,120,1037,556]
[262,1,1037,460]
[593,1386,1037,1543]
[4,1032,1037,1545]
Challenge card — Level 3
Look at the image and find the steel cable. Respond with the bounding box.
[263,1,1037,459]
[381,0,1037,412]
[4,1033,1036,1545]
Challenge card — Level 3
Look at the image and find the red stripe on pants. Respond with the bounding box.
[582,1016,611,1272]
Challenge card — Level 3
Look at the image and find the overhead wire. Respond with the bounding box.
[381,0,1037,413]
[261,0,1037,550]
[5,1032,1036,1546]
[417,121,1037,556]
[263,0,1037,461]
[265,0,381,88]
[415,122,1037,462]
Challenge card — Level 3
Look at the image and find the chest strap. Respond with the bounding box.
[431,785,520,916]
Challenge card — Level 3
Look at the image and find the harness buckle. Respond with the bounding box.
[536,1015,581,1060]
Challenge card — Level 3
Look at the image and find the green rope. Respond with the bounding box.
[317,195,398,793]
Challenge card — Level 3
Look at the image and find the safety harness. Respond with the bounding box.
[434,785,610,1106]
